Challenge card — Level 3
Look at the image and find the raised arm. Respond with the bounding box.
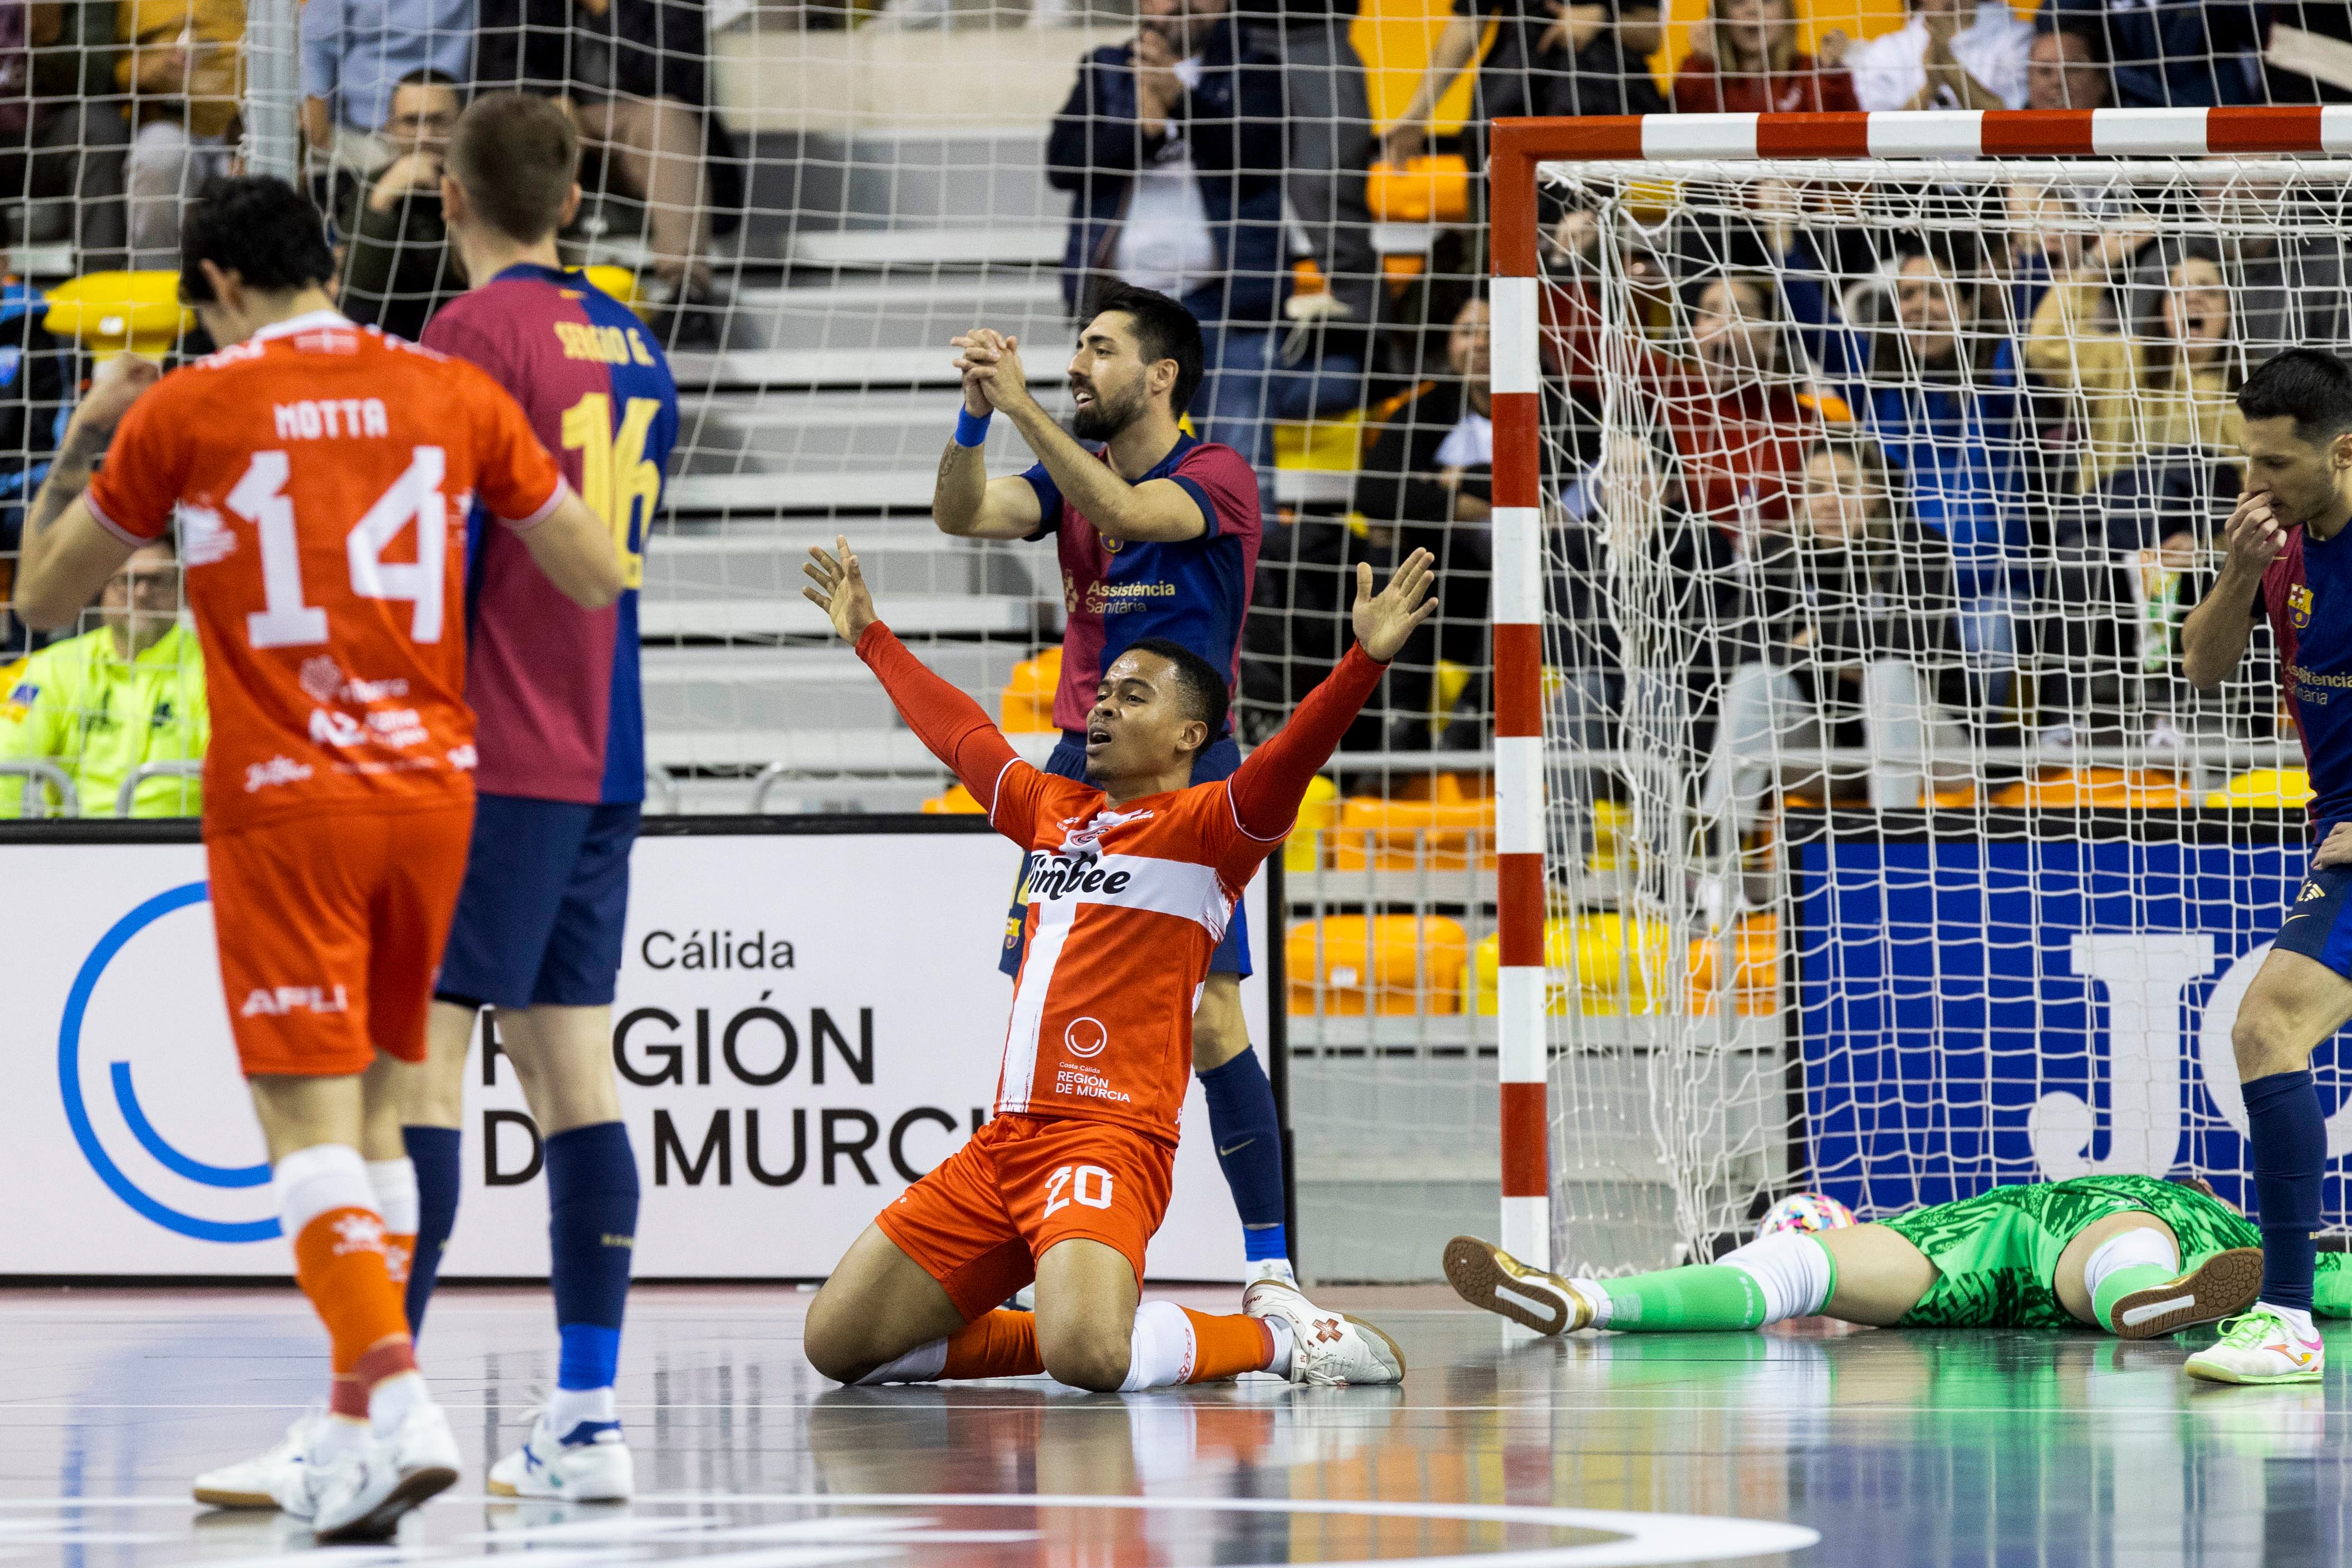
[803,536,1022,811]
[1227,551,1435,839]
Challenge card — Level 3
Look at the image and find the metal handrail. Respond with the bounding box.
[0,759,77,818]
[645,764,682,815]
[115,759,202,818]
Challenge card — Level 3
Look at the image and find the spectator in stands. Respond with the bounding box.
[1671,0,1856,115]
[1825,237,2029,677]
[299,0,473,183]
[1825,0,2033,111]
[2,3,131,269]
[2025,23,2108,109]
[0,537,205,817]
[2039,0,2266,108]
[1351,295,1496,751]
[1046,0,1295,509]
[335,67,464,341]
[1548,205,1848,541]
[2195,163,2348,361]
[119,0,243,270]
[474,0,740,347]
[1700,437,1965,856]
[1379,0,1665,171]
[0,281,72,656]
[2025,236,2246,494]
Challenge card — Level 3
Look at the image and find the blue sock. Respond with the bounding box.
[402,1125,462,1339]
[1198,1047,1288,1265]
[546,1121,639,1395]
[2246,1068,2325,1314]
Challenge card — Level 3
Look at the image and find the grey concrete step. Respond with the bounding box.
[640,593,1041,640]
[734,277,1066,353]
[647,724,1061,775]
[643,641,1021,734]
[791,226,1065,270]
[644,526,1047,599]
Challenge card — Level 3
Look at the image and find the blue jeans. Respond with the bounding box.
[1188,311,1364,523]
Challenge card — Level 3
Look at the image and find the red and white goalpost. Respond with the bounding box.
[1487,108,2352,1276]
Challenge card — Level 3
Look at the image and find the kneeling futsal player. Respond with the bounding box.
[798,537,1431,1390]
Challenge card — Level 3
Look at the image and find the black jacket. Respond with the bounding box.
[1748,521,1967,709]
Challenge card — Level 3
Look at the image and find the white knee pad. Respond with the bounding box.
[366,1158,419,1234]
[274,1144,377,1239]
[1717,1232,1836,1324]
[2083,1226,2178,1297]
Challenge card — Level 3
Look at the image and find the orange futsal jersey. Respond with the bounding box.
[857,622,1386,1146]
[85,312,566,830]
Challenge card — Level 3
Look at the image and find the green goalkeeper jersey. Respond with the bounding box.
[0,624,207,818]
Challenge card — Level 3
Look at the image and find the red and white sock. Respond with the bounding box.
[276,1144,420,1424]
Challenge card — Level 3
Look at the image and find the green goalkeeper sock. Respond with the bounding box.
[1600,1265,1768,1332]
[2091,1262,2175,1332]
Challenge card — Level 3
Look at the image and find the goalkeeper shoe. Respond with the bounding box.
[192,1413,323,1510]
[2185,1305,2326,1385]
[1242,1280,1406,1386]
[1443,1236,1596,1335]
[2109,1248,2264,1340]
[488,1409,635,1502]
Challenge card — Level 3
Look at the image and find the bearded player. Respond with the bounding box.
[797,537,1433,1390]
[12,177,623,1537]
[2179,346,2352,1385]
[1445,1177,2299,1342]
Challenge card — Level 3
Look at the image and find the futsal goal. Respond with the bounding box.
[1489,109,2352,1276]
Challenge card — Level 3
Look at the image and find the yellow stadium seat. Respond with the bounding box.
[920,783,984,815]
[2206,767,2313,810]
[1327,794,1496,871]
[581,264,647,320]
[1366,156,1471,224]
[1470,913,1674,1017]
[1389,770,1492,805]
[1287,913,1468,1016]
[1990,767,2188,810]
[45,271,191,358]
[1285,774,1341,871]
[1686,913,1780,1017]
[1000,648,1061,733]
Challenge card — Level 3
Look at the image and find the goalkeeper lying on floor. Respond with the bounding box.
[1445,1175,2352,1364]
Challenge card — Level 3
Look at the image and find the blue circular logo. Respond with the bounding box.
[57,882,278,1243]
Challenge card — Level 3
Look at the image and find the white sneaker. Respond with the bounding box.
[1242,1279,1405,1386]
[311,1397,460,1542]
[1441,1236,1599,1335]
[488,1409,634,1502]
[2185,1304,2326,1386]
[192,1413,324,1510]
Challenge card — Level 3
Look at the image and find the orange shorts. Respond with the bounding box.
[205,803,473,1077]
[874,1113,1175,1321]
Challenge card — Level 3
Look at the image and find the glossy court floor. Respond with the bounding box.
[5,1286,2350,1568]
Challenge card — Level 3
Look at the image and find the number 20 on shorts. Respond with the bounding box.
[1043,1164,1115,1219]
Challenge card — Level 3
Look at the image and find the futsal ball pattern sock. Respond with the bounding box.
[277,1143,418,1418]
[2246,1068,2325,1314]
[1197,1050,1290,1271]
[367,1157,419,1288]
[401,1125,462,1337]
[546,1121,639,1433]
[2084,1227,2181,1332]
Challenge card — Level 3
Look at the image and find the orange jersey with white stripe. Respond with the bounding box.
[991,769,1274,1140]
[855,622,1386,1147]
[85,312,567,831]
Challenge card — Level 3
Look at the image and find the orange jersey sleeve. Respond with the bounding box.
[85,374,197,543]
[459,359,567,529]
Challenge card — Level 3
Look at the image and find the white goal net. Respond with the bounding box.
[1531,141,2348,1275]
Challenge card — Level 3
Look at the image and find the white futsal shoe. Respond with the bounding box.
[309,1393,462,1542]
[2185,1304,2327,1386]
[1441,1236,1599,1336]
[1242,1278,1407,1386]
[191,1413,323,1510]
[489,1409,635,1502]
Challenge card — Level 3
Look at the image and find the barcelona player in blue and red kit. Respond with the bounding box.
[411,93,676,1500]
[2180,348,2352,1387]
[933,285,1297,1293]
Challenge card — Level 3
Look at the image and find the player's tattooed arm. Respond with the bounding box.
[934,332,1044,540]
[25,354,160,537]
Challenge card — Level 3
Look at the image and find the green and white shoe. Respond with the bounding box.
[2184,1304,2326,1385]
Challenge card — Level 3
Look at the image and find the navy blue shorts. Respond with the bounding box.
[996,732,1253,979]
[2275,828,2352,981]
[437,793,641,1010]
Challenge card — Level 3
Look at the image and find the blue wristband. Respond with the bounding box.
[955,407,992,447]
